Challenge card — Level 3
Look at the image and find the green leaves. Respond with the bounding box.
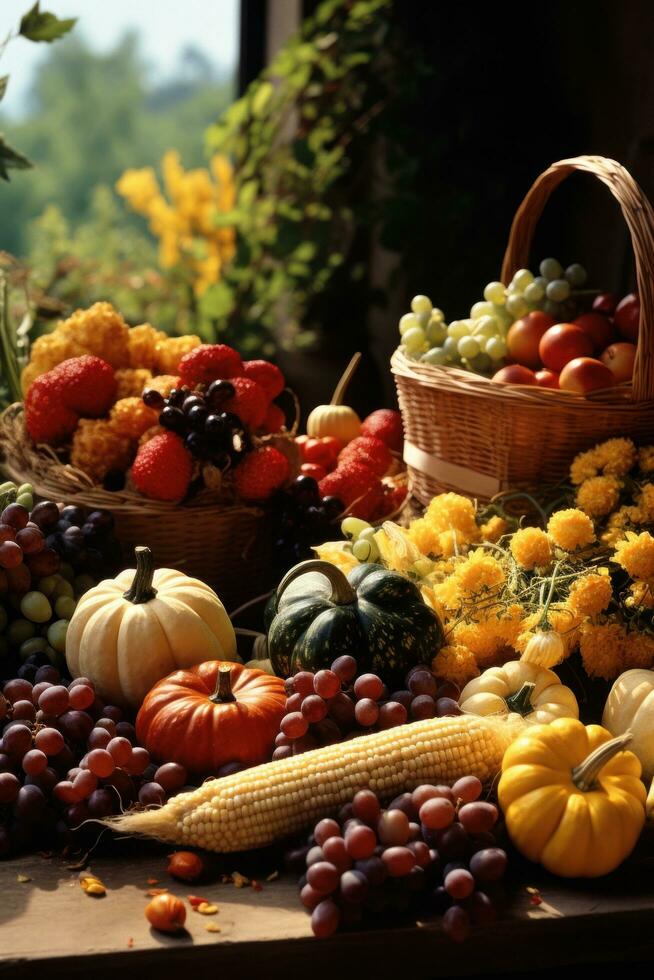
[19,3,77,43]
[0,135,32,181]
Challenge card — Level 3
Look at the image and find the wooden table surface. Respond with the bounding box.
[1,834,654,980]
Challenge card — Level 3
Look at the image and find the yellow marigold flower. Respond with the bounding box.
[479,515,507,543]
[638,445,654,474]
[579,621,626,680]
[575,475,621,518]
[425,493,479,540]
[626,579,654,609]
[431,644,479,687]
[154,335,201,375]
[453,549,505,597]
[496,603,525,646]
[623,631,654,669]
[114,367,153,400]
[162,150,185,204]
[109,398,159,441]
[570,447,600,485]
[128,324,167,370]
[438,529,467,557]
[451,617,506,667]
[116,166,161,213]
[636,483,654,522]
[71,420,134,483]
[595,437,637,476]
[567,572,613,616]
[613,531,654,579]
[431,577,462,615]
[145,374,181,398]
[57,302,130,368]
[510,527,552,569]
[601,505,642,546]
[420,584,447,624]
[547,508,595,551]
[408,518,442,557]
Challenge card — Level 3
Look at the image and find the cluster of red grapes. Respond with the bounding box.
[0,670,189,856]
[144,381,251,468]
[275,658,461,757]
[286,779,507,941]
[269,475,344,573]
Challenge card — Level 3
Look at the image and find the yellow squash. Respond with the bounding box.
[306,352,362,444]
[459,660,578,725]
[498,717,646,877]
[66,546,237,709]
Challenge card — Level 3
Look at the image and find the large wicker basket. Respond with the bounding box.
[0,404,274,611]
[392,155,654,504]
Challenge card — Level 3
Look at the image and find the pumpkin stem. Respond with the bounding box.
[571,731,633,792]
[210,663,236,703]
[538,559,563,630]
[330,352,361,406]
[504,682,536,716]
[276,559,356,606]
[122,546,158,604]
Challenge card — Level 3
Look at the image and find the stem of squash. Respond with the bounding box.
[504,682,536,716]
[571,731,633,791]
[122,546,157,604]
[276,558,356,606]
[210,663,236,703]
[330,352,361,406]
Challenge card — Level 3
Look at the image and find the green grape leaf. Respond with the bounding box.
[199,281,235,321]
[0,135,32,181]
[19,3,77,42]
[251,81,274,118]
[0,77,8,103]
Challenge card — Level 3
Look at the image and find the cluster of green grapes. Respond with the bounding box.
[398,258,587,375]
[340,517,434,578]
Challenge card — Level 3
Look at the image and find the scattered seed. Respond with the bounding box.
[80,874,106,896]
[231,871,249,888]
[16,873,31,883]
[196,903,218,915]
[204,923,221,933]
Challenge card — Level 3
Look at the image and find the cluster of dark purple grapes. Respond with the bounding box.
[40,503,121,578]
[144,381,250,469]
[0,669,191,857]
[286,780,507,941]
[276,659,461,757]
[269,475,344,573]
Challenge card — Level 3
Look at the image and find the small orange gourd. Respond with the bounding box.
[306,352,362,444]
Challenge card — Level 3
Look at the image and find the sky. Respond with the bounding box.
[0,0,240,117]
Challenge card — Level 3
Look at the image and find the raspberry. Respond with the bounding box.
[234,446,290,501]
[52,356,117,416]
[131,432,193,502]
[224,377,268,428]
[242,360,285,400]
[338,435,392,477]
[360,409,404,453]
[25,377,78,445]
[319,461,384,520]
[262,403,286,433]
[178,344,243,386]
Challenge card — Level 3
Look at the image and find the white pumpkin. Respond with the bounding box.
[603,668,654,780]
[66,546,238,709]
[459,660,579,725]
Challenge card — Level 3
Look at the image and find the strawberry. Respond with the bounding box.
[371,484,408,521]
[25,377,78,445]
[131,432,193,502]
[262,403,286,433]
[319,461,384,520]
[338,435,392,477]
[242,360,285,400]
[234,446,290,501]
[224,377,268,428]
[54,355,117,416]
[178,344,243,386]
[360,409,404,453]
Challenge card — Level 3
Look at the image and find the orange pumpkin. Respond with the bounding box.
[136,661,286,776]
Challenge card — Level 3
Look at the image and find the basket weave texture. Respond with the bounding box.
[0,404,273,610]
[392,155,654,504]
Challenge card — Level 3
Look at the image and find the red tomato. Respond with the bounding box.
[303,438,334,467]
[538,324,594,372]
[559,357,616,394]
[614,293,639,342]
[320,436,343,465]
[301,462,327,481]
[534,369,559,389]
[601,342,637,383]
[491,365,537,385]
[295,435,309,456]
[573,313,616,351]
[506,312,556,368]
[592,293,618,316]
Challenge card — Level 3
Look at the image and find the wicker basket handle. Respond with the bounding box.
[500,155,654,403]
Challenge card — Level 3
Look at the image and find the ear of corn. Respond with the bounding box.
[107,715,523,852]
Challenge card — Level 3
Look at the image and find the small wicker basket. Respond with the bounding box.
[0,404,274,610]
[392,155,654,505]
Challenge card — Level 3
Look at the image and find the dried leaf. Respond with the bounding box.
[204,922,221,933]
[16,873,31,883]
[80,874,106,896]
[266,871,279,882]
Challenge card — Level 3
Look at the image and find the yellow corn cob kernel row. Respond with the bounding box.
[108,714,523,853]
